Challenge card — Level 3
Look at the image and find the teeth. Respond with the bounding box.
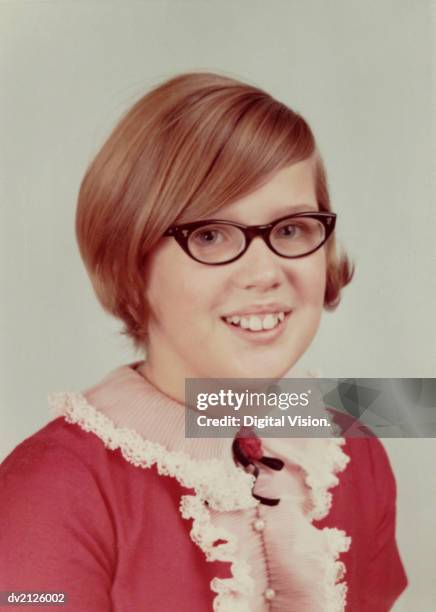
[248,316,262,331]
[262,314,277,330]
[224,312,286,331]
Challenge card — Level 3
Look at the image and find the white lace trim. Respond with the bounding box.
[323,526,352,611]
[48,392,257,611]
[305,438,351,521]
[304,439,352,610]
[180,496,254,612]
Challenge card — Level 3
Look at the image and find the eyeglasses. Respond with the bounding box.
[163,212,336,265]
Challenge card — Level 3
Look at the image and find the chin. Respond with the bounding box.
[220,355,295,380]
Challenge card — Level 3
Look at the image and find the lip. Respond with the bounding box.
[222,303,292,318]
[222,311,291,344]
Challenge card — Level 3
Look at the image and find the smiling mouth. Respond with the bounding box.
[221,311,289,333]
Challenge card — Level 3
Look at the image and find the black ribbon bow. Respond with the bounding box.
[232,437,284,506]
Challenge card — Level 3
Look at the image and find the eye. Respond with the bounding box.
[270,217,325,256]
[187,223,245,263]
[191,229,221,245]
[191,227,225,246]
[275,223,303,239]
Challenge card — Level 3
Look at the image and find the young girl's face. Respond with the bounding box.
[144,158,326,388]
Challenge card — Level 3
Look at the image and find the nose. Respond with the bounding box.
[235,236,285,291]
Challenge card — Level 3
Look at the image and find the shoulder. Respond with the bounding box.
[0,414,184,516]
[0,419,109,517]
[0,417,148,562]
[1,417,109,481]
[328,409,396,483]
[0,416,156,511]
[326,409,398,518]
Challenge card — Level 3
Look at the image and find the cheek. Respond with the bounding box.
[146,249,224,329]
[147,273,192,326]
[309,265,327,305]
[287,255,327,307]
[145,247,186,324]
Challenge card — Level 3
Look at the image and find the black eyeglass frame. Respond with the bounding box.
[163,211,337,265]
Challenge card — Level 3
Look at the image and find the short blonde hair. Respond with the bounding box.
[76,72,354,353]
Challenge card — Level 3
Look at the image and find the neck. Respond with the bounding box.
[139,354,186,405]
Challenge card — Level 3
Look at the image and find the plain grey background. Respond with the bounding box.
[1,1,435,609]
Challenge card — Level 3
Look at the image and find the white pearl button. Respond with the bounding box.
[253,518,266,532]
[264,587,276,601]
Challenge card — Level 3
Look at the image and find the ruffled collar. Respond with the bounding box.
[49,359,349,519]
[78,360,236,462]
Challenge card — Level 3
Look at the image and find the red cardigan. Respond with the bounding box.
[0,420,408,611]
[0,367,407,611]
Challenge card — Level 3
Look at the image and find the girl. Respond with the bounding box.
[0,72,407,611]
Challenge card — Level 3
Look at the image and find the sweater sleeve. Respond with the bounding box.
[359,437,408,611]
[0,437,116,611]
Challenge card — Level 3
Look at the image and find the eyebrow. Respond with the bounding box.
[211,203,319,223]
[266,203,319,216]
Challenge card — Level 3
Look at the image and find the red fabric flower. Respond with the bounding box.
[237,428,263,461]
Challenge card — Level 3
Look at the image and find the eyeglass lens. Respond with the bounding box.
[187,217,326,264]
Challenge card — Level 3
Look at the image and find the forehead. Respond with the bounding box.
[215,158,317,223]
